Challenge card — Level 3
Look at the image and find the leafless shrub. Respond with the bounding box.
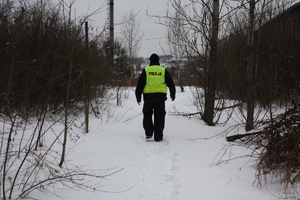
[0,0,111,116]
[255,106,300,190]
[0,0,116,199]
[221,106,300,197]
[0,105,121,199]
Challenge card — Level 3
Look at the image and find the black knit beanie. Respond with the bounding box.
[149,53,160,65]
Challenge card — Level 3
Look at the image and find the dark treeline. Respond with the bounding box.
[0,0,111,115]
[0,1,117,199]
[217,3,300,107]
[175,2,300,108]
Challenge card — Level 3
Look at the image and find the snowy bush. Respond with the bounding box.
[255,106,300,190]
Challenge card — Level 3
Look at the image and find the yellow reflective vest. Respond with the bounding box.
[143,65,167,93]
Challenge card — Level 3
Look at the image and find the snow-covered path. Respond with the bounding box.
[137,139,178,200]
[29,87,295,200]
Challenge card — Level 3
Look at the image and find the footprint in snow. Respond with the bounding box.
[137,139,178,200]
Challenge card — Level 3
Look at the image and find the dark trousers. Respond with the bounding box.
[143,97,166,141]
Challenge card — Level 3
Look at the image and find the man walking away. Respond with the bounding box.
[135,53,176,142]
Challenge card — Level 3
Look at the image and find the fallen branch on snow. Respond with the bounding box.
[226,131,262,142]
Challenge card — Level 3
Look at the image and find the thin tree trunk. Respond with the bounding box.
[85,21,89,134]
[59,60,73,167]
[2,116,16,200]
[2,61,15,200]
[246,0,255,131]
[203,0,219,126]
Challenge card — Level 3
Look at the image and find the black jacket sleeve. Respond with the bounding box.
[165,69,176,100]
[135,69,146,102]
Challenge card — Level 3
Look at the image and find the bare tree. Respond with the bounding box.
[167,10,186,92]
[120,8,144,60]
[164,0,222,125]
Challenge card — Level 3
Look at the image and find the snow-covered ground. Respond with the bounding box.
[27,87,297,200]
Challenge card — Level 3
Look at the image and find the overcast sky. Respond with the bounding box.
[59,0,300,58]
[69,0,171,58]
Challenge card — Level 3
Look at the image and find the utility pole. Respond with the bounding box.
[106,0,114,65]
[109,0,114,48]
